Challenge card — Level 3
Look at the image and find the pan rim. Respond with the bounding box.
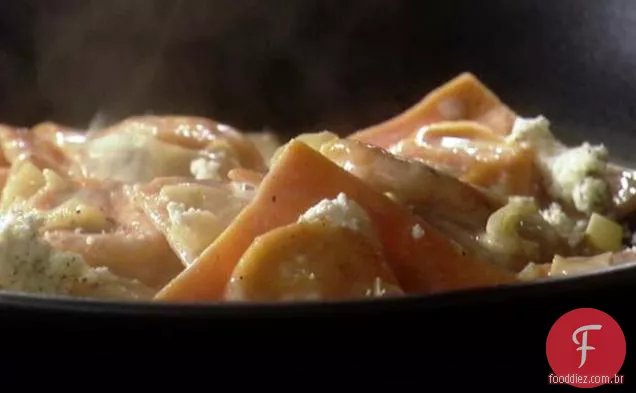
[1,260,634,316]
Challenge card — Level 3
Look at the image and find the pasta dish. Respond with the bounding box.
[0,72,634,303]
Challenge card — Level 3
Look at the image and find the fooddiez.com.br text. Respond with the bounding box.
[548,373,624,386]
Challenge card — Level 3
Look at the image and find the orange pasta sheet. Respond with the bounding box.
[349,72,517,149]
[156,140,517,302]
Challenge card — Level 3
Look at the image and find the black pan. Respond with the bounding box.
[1,1,635,389]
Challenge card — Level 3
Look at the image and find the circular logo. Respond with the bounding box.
[546,308,626,388]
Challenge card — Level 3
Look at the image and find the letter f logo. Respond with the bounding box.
[572,324,602,368]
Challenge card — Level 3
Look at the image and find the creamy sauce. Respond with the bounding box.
[0,211,154,300]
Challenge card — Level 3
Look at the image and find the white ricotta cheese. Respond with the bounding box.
[298,192,374,238]
[506,115,554,148]
[571,177,611,214]
[550,144,610,213]
[0,212,152,299]
[411,224,425,240]
[190,157,222,180]
[506,115,611,214]
[539,202,587,247]
[166,201,201,226]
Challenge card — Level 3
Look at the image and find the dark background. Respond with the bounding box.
[2,0,636,156]
[1,1,636,391]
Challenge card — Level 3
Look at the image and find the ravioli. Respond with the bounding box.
[0,157,184,290]
[132,177,255,267]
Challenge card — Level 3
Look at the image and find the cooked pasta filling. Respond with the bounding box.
[0,73,634,302]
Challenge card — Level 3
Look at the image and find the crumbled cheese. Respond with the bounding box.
[539,202,587,247]
[0,212,151,299]
[190,157,222,180]
[550,144,610,213]
[166,201,207,227]
[506,115,611,214]
[298,193,374,238]
[539,202,569,229]
[411,224,425,239]
[571,177,611,214]
[505,115,554,147]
